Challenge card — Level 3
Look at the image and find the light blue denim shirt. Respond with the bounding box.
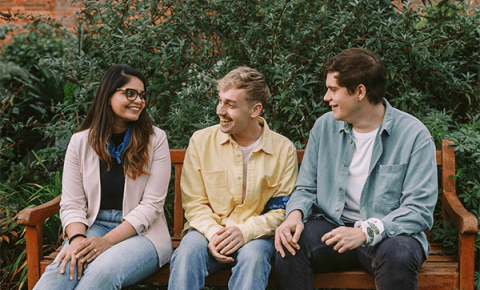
[286,99,438,257]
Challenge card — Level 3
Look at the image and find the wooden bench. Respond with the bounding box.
[18,139,478,289]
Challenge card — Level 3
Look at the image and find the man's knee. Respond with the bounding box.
[171,231,209,267]
[274,249,295,271]
[373,235,424,271]
[172,243,206,266]
[236,239,274,266]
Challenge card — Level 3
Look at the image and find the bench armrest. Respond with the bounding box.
[442,191,478,234]
[17,195,61,227]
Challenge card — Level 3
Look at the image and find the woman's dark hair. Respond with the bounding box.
[79,65,154,180]
[324,48,386,104]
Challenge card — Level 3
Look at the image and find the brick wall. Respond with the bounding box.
[0,0,81,28]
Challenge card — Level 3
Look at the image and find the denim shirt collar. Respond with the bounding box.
[339,98,393,136]
[218,117,273,155]
[379,99,393,136]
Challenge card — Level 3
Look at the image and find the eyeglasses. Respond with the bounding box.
[116,88,149,103]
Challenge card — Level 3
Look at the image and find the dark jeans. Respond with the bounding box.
[274,218,425,290]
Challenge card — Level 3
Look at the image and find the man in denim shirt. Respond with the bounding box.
[274,48,437,290]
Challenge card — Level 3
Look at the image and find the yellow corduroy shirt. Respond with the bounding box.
[181,117,298,244]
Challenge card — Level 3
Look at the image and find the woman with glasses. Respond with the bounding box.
[34,65,172,290]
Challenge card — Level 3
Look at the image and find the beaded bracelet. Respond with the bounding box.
[69,233,87,242]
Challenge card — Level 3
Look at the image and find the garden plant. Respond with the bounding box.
[0,0,479,289]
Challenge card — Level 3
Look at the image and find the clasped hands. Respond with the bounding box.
[274,210,367,258]
[207,226,244,263]
[57,236,114,280]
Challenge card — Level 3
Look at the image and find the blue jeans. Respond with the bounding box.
[34,210,159,290]
[168,229,275,290]
[274,218,425,290]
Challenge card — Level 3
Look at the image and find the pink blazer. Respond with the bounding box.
[59,127,173,267]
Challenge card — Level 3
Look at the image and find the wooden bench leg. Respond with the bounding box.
[458,233,475,290]
[25,224,43,290]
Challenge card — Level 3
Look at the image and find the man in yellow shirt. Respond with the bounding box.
[168,66,298,290]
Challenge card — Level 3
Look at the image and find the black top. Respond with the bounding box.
[99,131,126,210]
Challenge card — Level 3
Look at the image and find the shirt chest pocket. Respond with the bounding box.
[201,169,232,212]
[259,178,282,207]
[373,163,408,211]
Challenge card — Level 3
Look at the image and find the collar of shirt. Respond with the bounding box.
[338,98,394,136]
[217,117,274,155]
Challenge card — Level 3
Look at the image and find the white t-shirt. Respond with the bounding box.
[238,136,262,202]
[341,128,378,223]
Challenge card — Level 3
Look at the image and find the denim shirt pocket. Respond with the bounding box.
[201,169,231,212]
[373,163,408,213]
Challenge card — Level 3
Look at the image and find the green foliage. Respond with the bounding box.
[446,114,480,224]
[0,22,75,71]
[1,0,480,288]
[26,65,66,109]
[0,167,62,290]
[0,62,28,84]
[47,0,478,150]
[0,23,14,40]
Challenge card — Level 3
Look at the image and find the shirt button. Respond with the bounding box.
[390,231,394,235]
[335,207,340,211]
[349,139,353,144]
[237,176,241,180]
[236,154,241,157]
[338,186,342,190]
[344,163,348,167]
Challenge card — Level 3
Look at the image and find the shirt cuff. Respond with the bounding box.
[354,218,387,247]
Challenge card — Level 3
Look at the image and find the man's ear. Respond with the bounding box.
[251,102,263,118]
[356,84,367,102]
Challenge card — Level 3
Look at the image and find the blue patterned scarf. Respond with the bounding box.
[108,126,132,164]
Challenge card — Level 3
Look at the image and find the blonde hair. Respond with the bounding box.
[217,66,270,108]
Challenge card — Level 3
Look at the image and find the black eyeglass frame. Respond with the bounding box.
[115,88,149,103]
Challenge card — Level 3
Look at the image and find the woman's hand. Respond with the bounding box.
[75,237,114,264]
[56,237,88,280]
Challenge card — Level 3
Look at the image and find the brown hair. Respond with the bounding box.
[79,65,154,180]
[324,48,386,104]
[217,66,270,108]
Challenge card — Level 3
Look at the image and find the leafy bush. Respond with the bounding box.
[0,22,75,71]
[1,0,479,289]
[0,170,62,290]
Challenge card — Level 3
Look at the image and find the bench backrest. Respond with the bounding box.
[169,139,455,243]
